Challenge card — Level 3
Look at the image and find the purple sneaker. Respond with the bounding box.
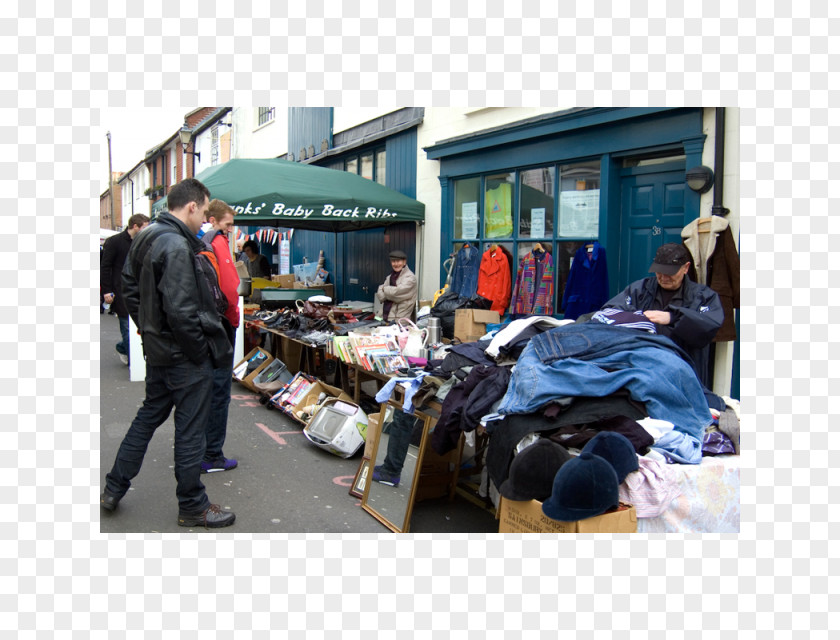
[201,457,238,473]
[372,465,400,487]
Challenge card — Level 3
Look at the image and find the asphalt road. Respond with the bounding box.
[99,313,498,533]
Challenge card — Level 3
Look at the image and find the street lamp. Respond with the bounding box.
[178,123,201,162]
[685,165,714,194]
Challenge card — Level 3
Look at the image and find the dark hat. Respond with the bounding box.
[580,431,639,483]
[499,439,572,502]
[649,243,690,275]
[389,249,407,260]
[541,452,619,522]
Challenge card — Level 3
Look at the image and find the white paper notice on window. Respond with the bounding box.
[559,190,600,237]
[462,202,478,239]
[530,208,545,238]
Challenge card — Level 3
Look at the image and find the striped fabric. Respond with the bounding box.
[511,250,554,315]
[589,308,657,333]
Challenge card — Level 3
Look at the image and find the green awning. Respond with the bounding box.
[151,196,168,216]
[193,158,425,232]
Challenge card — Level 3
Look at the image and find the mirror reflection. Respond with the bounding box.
[364,410,426,532]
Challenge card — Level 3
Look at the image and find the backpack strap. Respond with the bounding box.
[199,248,222,283]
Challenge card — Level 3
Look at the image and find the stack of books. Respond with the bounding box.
[331,332,408,374]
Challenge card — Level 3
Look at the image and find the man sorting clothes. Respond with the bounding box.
[600,243,724,387]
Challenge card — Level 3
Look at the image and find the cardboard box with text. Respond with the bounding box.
[454,309,501,342]
[498,497,637,533]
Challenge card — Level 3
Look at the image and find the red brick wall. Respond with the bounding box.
[99,172,123,229]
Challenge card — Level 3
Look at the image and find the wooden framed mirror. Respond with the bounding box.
[349,456,371,499]
[361,405,435,533]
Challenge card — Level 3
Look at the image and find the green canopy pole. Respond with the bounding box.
[416,220,424,316]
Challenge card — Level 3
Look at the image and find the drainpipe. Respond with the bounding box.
[711,107,729,217]
[128,177,135,216]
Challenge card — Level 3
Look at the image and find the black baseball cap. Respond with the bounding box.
[389,249,407,260]
[649,243,690,276]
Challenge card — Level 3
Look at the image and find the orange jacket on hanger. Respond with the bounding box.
[476,247,511,315]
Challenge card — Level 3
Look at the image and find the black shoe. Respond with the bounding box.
[177,504,236,529]
[100,489,122,511]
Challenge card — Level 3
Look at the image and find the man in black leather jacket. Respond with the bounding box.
[601,243,723,387]
[100,178,236,529]
[100,213,149,365]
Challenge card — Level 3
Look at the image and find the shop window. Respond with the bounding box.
[258,107,275,127]
[211,124,220,166]
[375,149,386,184]
[557,161,601,238]
[360,152,374,180]
[453,177,480,240]
[519,166,555,238]
[449,160,602,315]
[622,153,685,168]
[343,147,385,183]
[484,173,514,239]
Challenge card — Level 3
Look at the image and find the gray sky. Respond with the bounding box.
[98,108,188,193]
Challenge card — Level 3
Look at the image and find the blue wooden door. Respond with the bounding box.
[618,162,687,288]
[342,223,416,303]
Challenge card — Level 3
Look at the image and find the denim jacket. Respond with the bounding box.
[450,244,481,299]
[498,324,711,443]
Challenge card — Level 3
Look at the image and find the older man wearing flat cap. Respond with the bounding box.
[374,249,418,322]
[600,242,723,386]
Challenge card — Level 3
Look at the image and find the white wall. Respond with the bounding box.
[231,107,288,159]
[192,131,212,175]
[121,164,150,223]
[701,107,740,397]
[331,108,398,134]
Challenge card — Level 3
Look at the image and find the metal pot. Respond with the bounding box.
[426,317,441,344]
[236,276,252,297]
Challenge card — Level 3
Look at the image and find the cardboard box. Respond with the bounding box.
[414,473,452,502]
[272,274,296,288]
[232,347,274,393]
[454,309,501,342]
[293,282,335,301]
[286,380,353,425]
[497,498,637,533]
[363,412,382,459]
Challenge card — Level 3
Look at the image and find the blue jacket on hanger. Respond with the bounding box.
[450,243,481,299]
[561,241,609,320]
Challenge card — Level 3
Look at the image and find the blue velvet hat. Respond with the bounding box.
[541,452,619,522]
[581,431,639,483]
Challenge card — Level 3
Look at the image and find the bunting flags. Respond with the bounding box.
[235,227,280,245]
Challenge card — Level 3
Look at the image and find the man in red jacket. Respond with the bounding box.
[200,199,241,473]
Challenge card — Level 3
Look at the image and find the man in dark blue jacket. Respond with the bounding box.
[100,178,236,529]
[100,213,149,364]
[601,243,723,387]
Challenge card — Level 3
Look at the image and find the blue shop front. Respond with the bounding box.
[424,107,738,396]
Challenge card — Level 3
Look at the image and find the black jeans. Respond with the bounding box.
[204,356,233,462]
[381,411,417,476]
[105,359,214,515]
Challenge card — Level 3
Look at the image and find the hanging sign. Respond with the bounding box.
[530,208,546,238]
[280,234,291,275]
[559,190,600,238]
[462,202,478,239]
